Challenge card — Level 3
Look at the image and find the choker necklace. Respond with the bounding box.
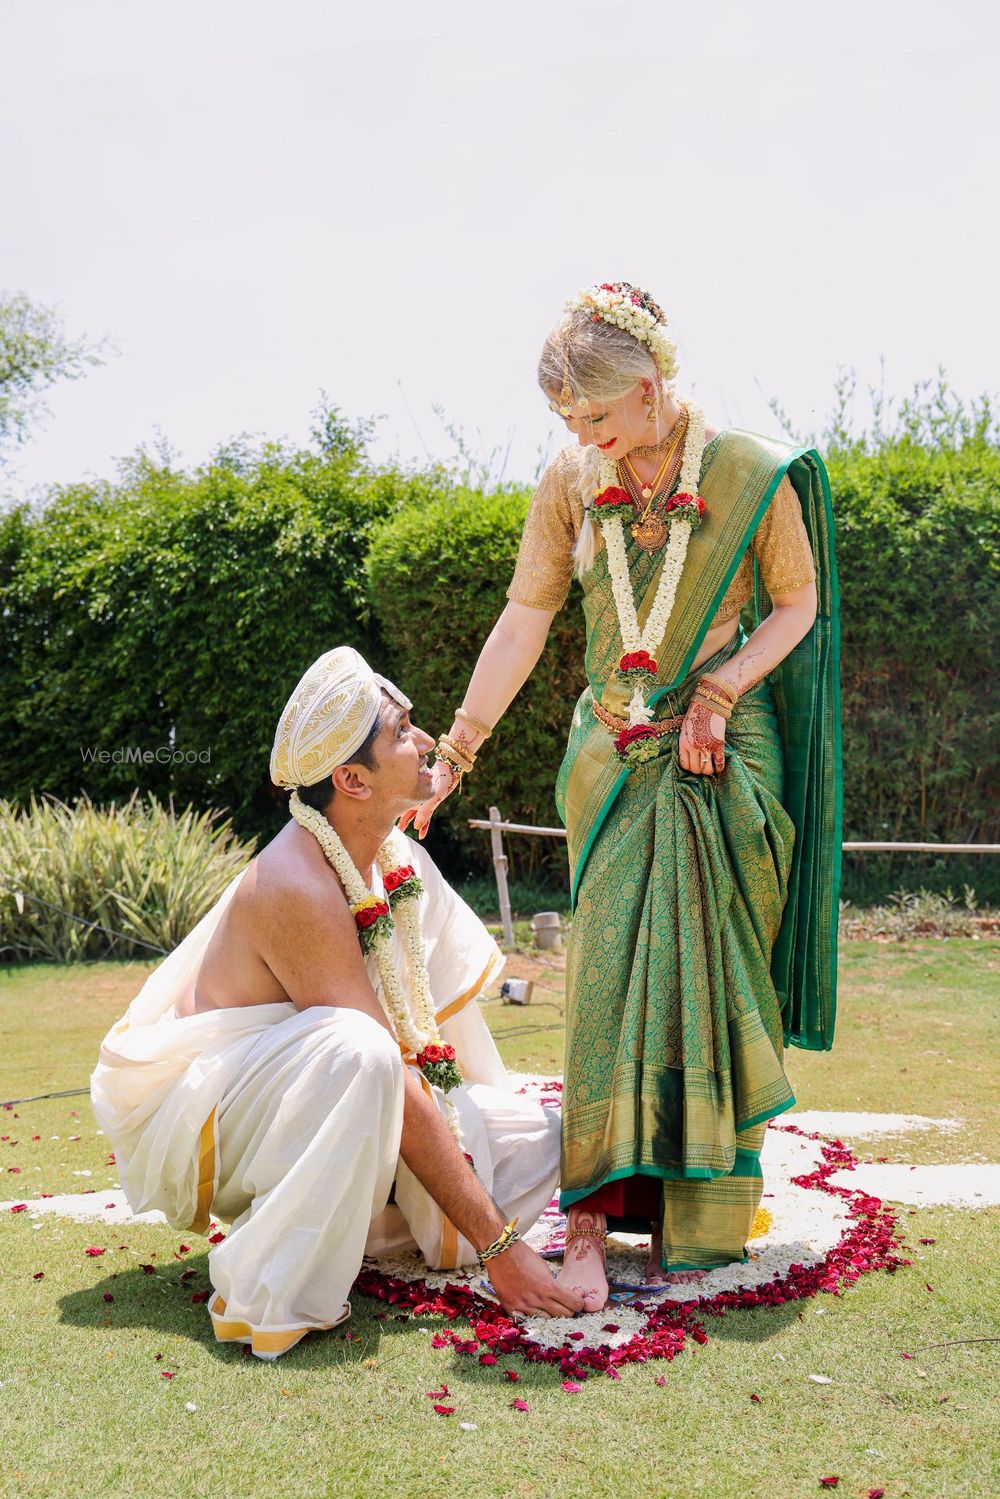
[627,408,688,460]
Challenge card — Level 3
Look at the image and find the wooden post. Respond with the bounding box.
[488,805,515,947]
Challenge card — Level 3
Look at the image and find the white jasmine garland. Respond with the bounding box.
[288,791,464,1144]
[596,405,707,726]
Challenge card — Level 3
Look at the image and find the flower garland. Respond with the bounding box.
[289,792,463,1121]
[593,405,707,750]
[565,282,678,383]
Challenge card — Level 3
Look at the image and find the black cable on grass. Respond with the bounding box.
[0,878,169,956]
[2,1086,91,1107]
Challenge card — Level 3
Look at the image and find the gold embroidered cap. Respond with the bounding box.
[270,646,412,790]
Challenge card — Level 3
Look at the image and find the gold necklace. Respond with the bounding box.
[628,406,689,460]
[618,415,689,553]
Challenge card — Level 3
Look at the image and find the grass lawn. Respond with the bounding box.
[1,941,997,1499]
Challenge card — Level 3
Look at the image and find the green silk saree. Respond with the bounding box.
[554,431,841,1270]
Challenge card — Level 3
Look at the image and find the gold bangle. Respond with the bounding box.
[694,686,733,711]
[438,735,475,772]
[476,1217,520,1266]
[697,672,737,705]
[692,692,732,721]
[455,708,493,739]
[440,733,476,764]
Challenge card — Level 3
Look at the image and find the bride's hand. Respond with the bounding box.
[679,699,727,776]
[398,760,461,839]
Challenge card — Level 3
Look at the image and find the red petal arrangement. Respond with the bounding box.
[593,486,631,510]
[352,1124,910,1382]
[415,1043,461,1093]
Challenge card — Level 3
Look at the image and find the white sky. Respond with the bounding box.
[2,0,997,495]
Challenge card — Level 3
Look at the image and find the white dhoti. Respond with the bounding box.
[91,842,559,1358]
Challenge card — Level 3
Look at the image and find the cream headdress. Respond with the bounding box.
[270,646,411,790]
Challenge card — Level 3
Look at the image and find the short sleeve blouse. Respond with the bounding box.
[505,444,816,624]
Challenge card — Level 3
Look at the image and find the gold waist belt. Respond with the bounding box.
[592,700,685,736]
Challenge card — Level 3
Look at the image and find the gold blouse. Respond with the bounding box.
[506,442,816,624]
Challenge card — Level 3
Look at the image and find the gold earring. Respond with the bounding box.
[558,353,574,416]
[642,387,656,423]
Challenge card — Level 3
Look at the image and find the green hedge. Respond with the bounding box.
[1,425,442,841]
[827,442,998,848]
[1,421,997,900]
[367,486,586,879]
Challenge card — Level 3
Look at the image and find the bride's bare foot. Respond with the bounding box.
[644,1224,706,1286]
[555,1210,608,1313]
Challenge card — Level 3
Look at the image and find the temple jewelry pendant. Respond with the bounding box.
[630,514,668,552]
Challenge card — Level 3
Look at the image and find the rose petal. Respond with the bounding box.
[208,1231,226,1244]
[868,1490,886,1498]
[654,1376,666,1387]
[504,1370,519,1383]
[432,1404,454,1416]
[510,1398,529,1412]
[32,1271,44,1280]
[84,1247,106,1257]
[749,1393,762,1403]
[561,1380,583,1394]
[160,1371,176,1379]
[427,1385,449,1400]
[103,1293,114,1303]
[819,1480,839,1489]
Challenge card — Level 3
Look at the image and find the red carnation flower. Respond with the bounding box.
[423,1045,444,1065]
[593,486,631,509]
[666,491,706,516]
[613,725,658,754]
[355,901,389,931]
[620,651,657,673]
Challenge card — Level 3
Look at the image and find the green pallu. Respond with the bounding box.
[554,432,841,1270]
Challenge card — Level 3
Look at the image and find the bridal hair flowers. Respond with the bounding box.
[564,281,679,384]
[289,793,464,1114]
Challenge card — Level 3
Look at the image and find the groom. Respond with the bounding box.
[92,647,583,1357]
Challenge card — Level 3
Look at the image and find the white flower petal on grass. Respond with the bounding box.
[809,1375,833,1384]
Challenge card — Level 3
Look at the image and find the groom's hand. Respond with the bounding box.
[486,1239,584,1319]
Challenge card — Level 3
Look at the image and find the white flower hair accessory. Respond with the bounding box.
[564,281,679,384]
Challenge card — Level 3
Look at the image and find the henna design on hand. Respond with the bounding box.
[686,700,726,774]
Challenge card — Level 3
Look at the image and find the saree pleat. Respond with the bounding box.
[554,433,841,1270]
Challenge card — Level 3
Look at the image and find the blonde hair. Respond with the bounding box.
[538,295,677,579]
[537,310,661,407]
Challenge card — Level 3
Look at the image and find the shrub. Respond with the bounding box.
[828,439,999,850]
[367,486,586,879]
[0,794,255,962]
[0,414,442,842]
